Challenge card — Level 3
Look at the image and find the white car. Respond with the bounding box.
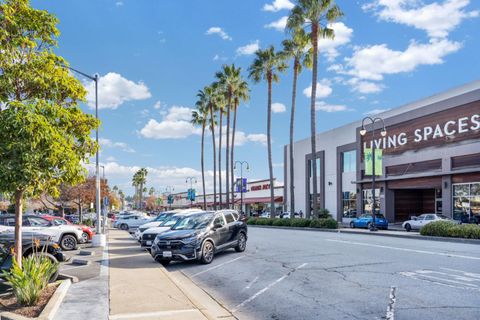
[116,215,153,231]
[140,210,204,248]
[0,214,84,250]
[402,213,454,231]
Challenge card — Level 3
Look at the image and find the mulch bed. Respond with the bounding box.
[0,283,58,318]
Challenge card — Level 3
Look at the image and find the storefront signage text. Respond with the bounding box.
[250,184,270,191]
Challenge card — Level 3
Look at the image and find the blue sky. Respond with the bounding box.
[32,0,479,196]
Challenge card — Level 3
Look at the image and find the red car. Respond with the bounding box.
[41,215,94,243]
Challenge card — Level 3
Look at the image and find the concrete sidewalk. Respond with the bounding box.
[108,229,235,320]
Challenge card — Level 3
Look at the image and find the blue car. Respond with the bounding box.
[350,214,388,230]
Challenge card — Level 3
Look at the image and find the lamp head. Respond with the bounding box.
[380,129,387,137]
[360,128,367,136]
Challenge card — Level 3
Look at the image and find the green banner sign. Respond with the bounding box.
[365,148,383,176]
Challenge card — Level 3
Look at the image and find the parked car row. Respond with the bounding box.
[116,209,248,266]
[348,213,461,231]
[0,214,94,251]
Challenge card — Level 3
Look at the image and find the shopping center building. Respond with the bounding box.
[284,81,480,223]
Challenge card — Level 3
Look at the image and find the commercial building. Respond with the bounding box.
[284,81,480,223]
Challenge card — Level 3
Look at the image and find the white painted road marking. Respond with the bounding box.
[245,276,259,290]
[385,286,396,320]
[326,239,480,260]
[232,263,307,312]
[440,267,480,279]
[400,269,480,292]
[109,309,200,319]
[191,255,246,277]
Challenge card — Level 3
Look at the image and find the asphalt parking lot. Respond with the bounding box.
[59,243,104,282]
[166,227,480,320]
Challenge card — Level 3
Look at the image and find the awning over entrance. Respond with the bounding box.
[239,196,283,204]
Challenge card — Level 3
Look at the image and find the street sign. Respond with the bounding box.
[236,178,247,193]
[187,188,196,201]
[167,194,174,204]
[103,196,109,207]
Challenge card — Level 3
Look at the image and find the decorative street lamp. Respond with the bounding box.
[234,161,250,214]
[185,177,197,208]
[360,116,387,232]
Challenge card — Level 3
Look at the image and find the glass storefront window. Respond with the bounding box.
[342,191,357,218]
[452,183,480,221]
[363,189,380,215]
[342,150,356,173]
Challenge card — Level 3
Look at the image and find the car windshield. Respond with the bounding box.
[154,213,168,222]
[436,214,449,219]
[28,217,51,227]
[171,212,214,230]
[160,215,182,227]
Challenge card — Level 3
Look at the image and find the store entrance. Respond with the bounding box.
[394,189,438,222]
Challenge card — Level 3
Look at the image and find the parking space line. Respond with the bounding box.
[244,276,259,290]
[440,267,480,279]
[232,263,307,313]
[385,286,396,320]
[109,309,200,319]
[326,239,480,260]
[191,255,246,277]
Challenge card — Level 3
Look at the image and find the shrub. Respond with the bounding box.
[2,254,59,306]
[247,217,257,225]
[316,208,331,219]
[272,218,291,226]
[290,218,311,228]
[255,218,274,226]
[420,220,480,239]
[82,218,94,227]
[310,218,338,229]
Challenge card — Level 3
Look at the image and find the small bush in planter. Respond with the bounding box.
[448,224,480,239]
[255,218,274,226]
[290,218,311,228]
[316,208,331,219]
[420,221,455,237]
[272,218,291,226]
[247,217,257,225]
[310,218,338,229]
[2,253,59,306]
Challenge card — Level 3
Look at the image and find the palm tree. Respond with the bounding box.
[287,0,343,218]
[216,64,241,209]
[133,168,148,210]
[248,46,288,218]
[118,190,125,210]
[131,172,140,209]
[191,103,208,210]
[230,78,250,206]
[282,28,312,215]
[149,187,155,196]
[213,83,226,208]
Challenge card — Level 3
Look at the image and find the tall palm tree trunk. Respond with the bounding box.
[230,103,238,210]
[201,123,206,210]
[218,111,223,208]
[267,75,275,218]
[309,23,319,219]
[210,105,217,210]
[226,96,232,209]
[14,189,24,267]
[289,59,299,215]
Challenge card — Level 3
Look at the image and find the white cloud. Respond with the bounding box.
[315,101,350,112]
[303,79,333,99]
[153,100,163,109]
[215,126,267,148]
[364,108,390,116]
[318,22,353,61]
[263,0,294,12]
[236,40,260,56]
[246,133,268,145]
[213,54,228,61]
[99,138,135,153]
[84,72,151,109]
[265,16,288,32]
[272,102,286,113]
[140,106,201,139]
[348,78,385,94]
[364,0,479,39]
[106,156,116,162]
[115,1,123,7]
[345,39,462,81]
[205,27,232,41]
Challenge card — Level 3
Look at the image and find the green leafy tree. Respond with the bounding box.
[191,106,208,210]
[0,0,98,266]
[248,46,288,218]
[282,28,312,215]
[287,0,343,218]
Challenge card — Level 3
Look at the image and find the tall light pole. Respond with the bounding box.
[185,177,197,208]
[64,65,103,239]
[234,161,249,214]
[360,117,387,232]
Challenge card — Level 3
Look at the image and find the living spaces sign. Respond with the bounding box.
[361,100,480,155]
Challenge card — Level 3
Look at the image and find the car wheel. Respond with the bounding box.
[81,232,89,243]
[60,234,78,251]
[350,221,355,229]
[367,222,372,230]
[200,240,214,264]
[31,252,59,282]
[405,223,411,232]
[120,223,128,231]
[235,232,247,252]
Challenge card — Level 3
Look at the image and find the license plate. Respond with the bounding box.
[163,251,172,258]
[146,241,152,245]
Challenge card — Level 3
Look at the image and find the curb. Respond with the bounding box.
[1,279,71,320]
[163,268,236,320]
[248,225,480,245]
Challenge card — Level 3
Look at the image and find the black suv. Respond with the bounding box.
[0,232,68,282]
[150,210,247,266]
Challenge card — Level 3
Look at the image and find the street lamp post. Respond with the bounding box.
[360,117,387,232]
[185,177,197,208]
[234,161,249,214]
